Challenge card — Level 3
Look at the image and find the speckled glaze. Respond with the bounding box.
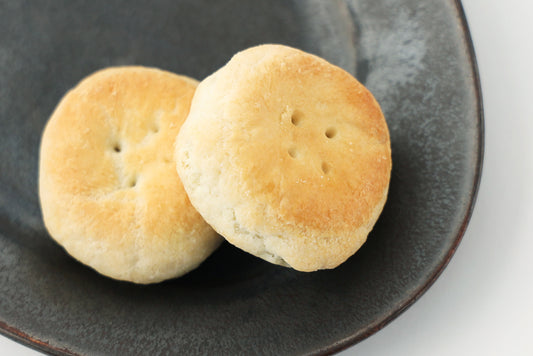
[0,0,482,355]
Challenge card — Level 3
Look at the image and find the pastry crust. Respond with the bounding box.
[176,44,391,271]
[39,66,221,283]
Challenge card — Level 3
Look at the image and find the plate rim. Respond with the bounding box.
[316,0,484,353]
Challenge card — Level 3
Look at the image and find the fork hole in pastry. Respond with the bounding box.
[128,175,137,188]
[325,127,337,139]
[321,161,330,174]
[288,146,298,158]
[290,110,303,126]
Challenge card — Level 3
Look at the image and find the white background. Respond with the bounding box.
[1,0,532,354]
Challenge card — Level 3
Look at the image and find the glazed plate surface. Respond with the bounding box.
[0,0,482,354]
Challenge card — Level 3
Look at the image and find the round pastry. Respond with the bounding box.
[39,66,221,284]
[175,44,391,272]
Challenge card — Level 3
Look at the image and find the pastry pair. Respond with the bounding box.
[39,44,391,284]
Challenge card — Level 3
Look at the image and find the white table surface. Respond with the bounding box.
[2,0,532,354]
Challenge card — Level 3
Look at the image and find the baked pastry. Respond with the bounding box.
[175,44,391,271]
[39,66,221,284]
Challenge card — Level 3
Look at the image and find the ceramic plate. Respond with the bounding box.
[0,0,482,354]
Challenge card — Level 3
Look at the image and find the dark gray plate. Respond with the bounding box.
[0,0,482,354]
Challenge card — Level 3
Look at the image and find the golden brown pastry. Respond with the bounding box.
[39,66,221,284]
[175,44,391,272]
